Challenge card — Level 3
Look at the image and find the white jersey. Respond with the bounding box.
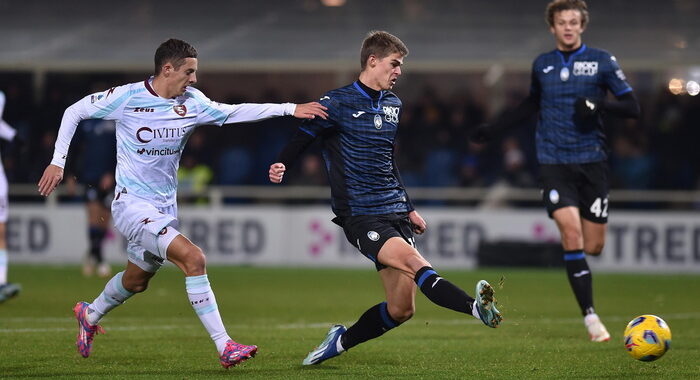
[51,78,296,206]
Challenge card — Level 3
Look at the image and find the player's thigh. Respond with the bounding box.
[165,234,206,275]
[113,195,181,272]
[540,164,581,219]
[377,237,429,276]
[379,267,416,321]
[340,214,404,271]
[581,218,606,256]
[552,206,584,250]
[578,162,610,224]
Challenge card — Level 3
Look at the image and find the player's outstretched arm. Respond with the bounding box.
[269,163,286,184]
[409,210,427,235]
[38,164,64,196]
[293,102,328,120]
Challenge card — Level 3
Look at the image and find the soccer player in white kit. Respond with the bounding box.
[37,38,328,368]
[0,90,22,303]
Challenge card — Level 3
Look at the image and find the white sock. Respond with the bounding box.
[88,271,134,325]
[471,299,481,319]
[584,313,600,326]
[336,335,345,353]
[0,249,7,285]
[186,275,230,354]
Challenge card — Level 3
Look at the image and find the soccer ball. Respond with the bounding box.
[623,315,672,361]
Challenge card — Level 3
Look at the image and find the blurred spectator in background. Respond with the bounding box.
[178,152,213,205]
[71,115,117,277]
[0,90,22,302]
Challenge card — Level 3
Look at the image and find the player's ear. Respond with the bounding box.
[162,63,174,77]
[367,55,377,69]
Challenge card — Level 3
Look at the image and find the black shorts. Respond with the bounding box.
[84,182,112,207]
[333,213,416,271]
[540,162,609,224]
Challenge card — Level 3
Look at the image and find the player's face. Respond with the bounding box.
[373,53,404,90]
[550,10,585,51]
[168,57,198,97]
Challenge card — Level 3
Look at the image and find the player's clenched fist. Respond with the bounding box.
[269,163,286,183]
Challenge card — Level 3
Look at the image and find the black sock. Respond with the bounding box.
[340,302,401,350]
[563,250,594,316]
[414,266,474,314]
[89,227,106,263]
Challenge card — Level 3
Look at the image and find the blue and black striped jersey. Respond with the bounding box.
[531,44,632,164]
[300,81,410,217]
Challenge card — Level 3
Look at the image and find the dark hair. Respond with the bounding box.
[545,0,589,28]
[360,31,409,70]
[154,38,198,76]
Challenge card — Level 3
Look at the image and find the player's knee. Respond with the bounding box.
[388,304,415,323]
[181,245,206,275]
[560,227,582,247]
[585,243,604,256]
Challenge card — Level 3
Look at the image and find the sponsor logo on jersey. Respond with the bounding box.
[383,106,399,123]
[106,87,115,98]
[134,107,154,113]
[319,96,330,101]
[367,231,380,241]
[543,65,554,73]
[173,104,187,117]
[573,61,598,76]
[374,114,383,129]
[136,126,188,143]
[136,147,181,156]
[90,94,104,103]
[352,111,365,118]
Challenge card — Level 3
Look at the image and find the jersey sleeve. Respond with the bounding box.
[51,84,130,168]
[299,94,339,137]
[529,58,542,100]
[602,53,632,97]
[190,89,295,126]
[0,120,16,141]
[0,90,6,120]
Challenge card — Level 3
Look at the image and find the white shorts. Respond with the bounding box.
[111,191,181,273]
[0,163,7,223]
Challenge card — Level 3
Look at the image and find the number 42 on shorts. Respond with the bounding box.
[590,197,609,218]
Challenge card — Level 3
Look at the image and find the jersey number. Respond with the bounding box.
[590,197,609,218]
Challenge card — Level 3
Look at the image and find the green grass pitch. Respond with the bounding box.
[1,265,698,379]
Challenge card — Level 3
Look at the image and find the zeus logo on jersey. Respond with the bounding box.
[136,126,188,143]
[573,61,598,76]
[382,106,399,123]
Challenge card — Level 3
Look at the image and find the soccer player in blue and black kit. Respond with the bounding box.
[269,31,502,365]
[472,0,640,342]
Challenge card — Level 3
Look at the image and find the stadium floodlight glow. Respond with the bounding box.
[321,0,346,6]
[668,78,685,95]
[686,81,700,96]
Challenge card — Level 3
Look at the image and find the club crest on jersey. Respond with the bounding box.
[549,189,560,204]
[382,106,399,123]
[367,231,380,241]
[173,104,187,117]
[573,61,598,76]
[374,114,383,129]
[560,67,570,82]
